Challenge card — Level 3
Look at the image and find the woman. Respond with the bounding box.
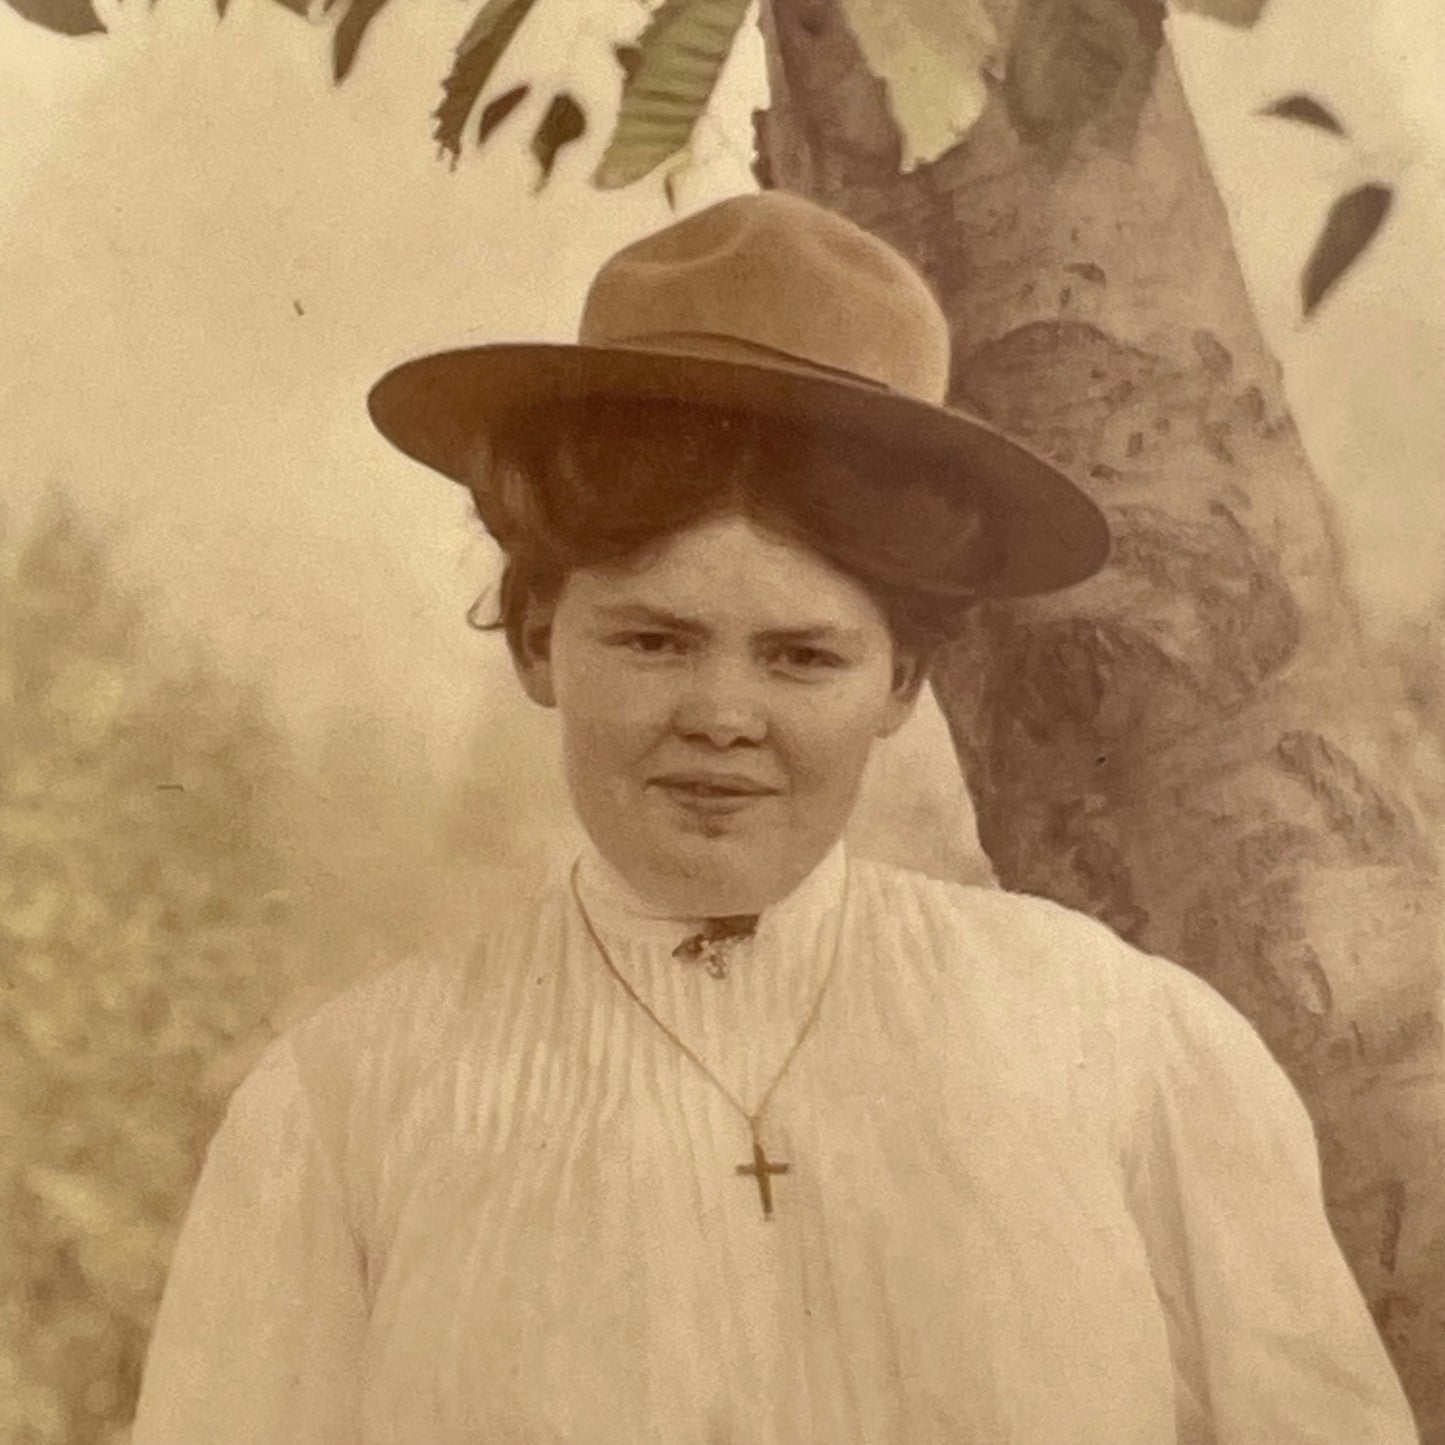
[130,192,1418,1444]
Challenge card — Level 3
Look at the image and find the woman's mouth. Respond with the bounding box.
[649,774,780,813]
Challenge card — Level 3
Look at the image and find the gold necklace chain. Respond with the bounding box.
[569,861,850,1215]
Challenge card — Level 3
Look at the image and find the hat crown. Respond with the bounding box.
[579,192,952,404]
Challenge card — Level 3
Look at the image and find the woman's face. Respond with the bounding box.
[516,512,922,916]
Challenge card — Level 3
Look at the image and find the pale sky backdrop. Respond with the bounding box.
[1,0,1441,891]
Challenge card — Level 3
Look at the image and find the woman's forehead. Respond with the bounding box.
[568,514,887,631]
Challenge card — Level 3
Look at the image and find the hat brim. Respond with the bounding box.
[367,342,1111,600]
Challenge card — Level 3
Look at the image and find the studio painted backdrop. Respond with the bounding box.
[1,0,1442,1440]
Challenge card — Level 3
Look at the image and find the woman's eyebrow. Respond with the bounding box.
[756,624,865,647]
[592,603,708,634]
[592,605,865,647]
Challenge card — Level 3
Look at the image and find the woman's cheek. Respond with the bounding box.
[791,679,888,756]
[777,720,863,802]
[560,657,653,731]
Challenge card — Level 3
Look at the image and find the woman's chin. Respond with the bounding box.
[650,851,770,916]
[630,835,821,918]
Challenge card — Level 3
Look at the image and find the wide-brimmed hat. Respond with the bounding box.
[367,190,1110,599]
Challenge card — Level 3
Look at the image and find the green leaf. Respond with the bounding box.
[530,91,587,187]
[837,0,998,170]
[613,43,643,85]
[1302,183,1391,317]
[1,0,104,36]
[593,0,753,191]
[434,0,542,165]
[1002,0,1165,160]
[332,0,394,82]
[1259,94,1345,135]
[235,0,311,15]
[1171,0,1268,24]
[477,82,531,145]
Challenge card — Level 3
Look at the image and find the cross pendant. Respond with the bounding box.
[735,1137,790,1220]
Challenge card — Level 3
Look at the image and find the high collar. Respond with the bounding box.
[570,842,849,952]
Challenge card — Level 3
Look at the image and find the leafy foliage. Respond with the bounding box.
[530,91,587,187]
[1001,0,1165,160]
[433,0,542,166]
[0,0,102,36]
[593,0,753,190]
[1170,0,1268,23]
[837,0,998,170]
[613,42,643,86]
[1302,182,1392,316]
[330,0,396,82]
[0,499,293,1445]
[1260,94,1346,135]
[477,82,531,145]
[1256,92,1390,318]
[216,0,310,20]
[0,0,1275,181]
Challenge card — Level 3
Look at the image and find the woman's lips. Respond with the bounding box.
[649,776,780,813]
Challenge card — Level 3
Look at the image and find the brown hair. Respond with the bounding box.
[463,396,998,663]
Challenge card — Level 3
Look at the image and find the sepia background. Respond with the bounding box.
[1,0,1442,1439]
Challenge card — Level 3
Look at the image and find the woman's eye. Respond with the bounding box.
[616,631,686,655]
[775,646,845,672]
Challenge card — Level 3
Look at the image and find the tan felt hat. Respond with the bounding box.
[368,190,1110,599]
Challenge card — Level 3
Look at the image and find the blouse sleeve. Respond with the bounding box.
[129,1037,368,1445]
[1121,960,1419,1444]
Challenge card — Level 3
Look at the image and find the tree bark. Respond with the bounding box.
[756,0,1445,1436]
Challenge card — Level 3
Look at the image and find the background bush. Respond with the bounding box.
[0,499,297,1445]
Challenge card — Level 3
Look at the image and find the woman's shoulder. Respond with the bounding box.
[849,858,1277,1106]
[847,855,1220,1013]
[273,867,564,1093]
[850,856,1133,961]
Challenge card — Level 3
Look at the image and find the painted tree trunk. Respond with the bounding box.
[755,0,1445,1436]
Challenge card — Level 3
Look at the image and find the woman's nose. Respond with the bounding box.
[671,656,768,747]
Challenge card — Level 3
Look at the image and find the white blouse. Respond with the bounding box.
[129,849,1418,1445]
